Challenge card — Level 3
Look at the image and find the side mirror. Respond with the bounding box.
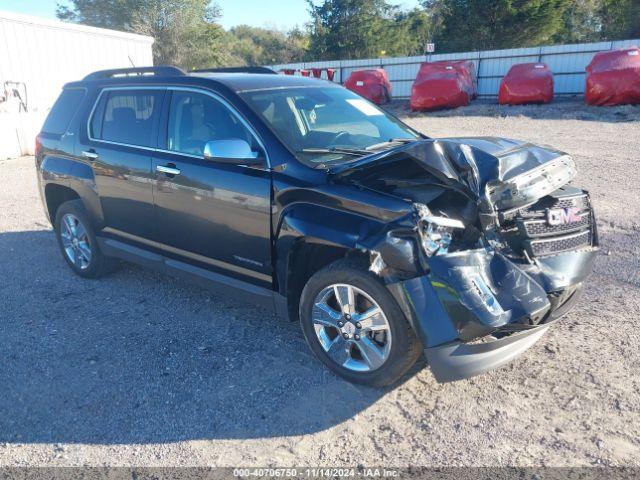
[203,139,263,166]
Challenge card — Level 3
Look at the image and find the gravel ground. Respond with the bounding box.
[0,100,639,467]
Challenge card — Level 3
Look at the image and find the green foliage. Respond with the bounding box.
[58,0,640,69]
[307,0,399,60]
[552,0,603,44]
[599,0,640,40]
[56,0,140,29]
[430,0,572,52]
[387,8,433,56]
[305,0,435,60]
[427,0,639,52]
[226,25,307,66]
[131,0,228,68]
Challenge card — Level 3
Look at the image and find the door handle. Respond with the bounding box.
[81,150,98,160]
[156,164,181,176]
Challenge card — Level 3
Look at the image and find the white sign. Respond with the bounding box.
[426,43,435,53]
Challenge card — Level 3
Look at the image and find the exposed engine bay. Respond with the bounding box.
[331,137,598,380]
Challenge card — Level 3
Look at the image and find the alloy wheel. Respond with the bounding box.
[60,213,92,270]
[312,283,392,372]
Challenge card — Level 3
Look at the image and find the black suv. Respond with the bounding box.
[36,66,598,386]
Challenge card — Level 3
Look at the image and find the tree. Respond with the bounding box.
[429,0,572,52]
[57,0,228,68]
[56,0,140,29]
[307,0,400,60]
[387,8,433,56]
[599,0,640,40]
[226,25,307,66]
[552,0,602,44]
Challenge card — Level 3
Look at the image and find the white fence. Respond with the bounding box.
[0,10,154,159]
[271,39,640,98]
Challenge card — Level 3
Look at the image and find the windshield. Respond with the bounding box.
[240,86,420,167]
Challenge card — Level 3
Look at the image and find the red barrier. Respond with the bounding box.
[282,69,295,76]
[586,47,640,106]
[344,69,392,104]
[300,69,310,77]
[498,63,554,105]
[445,60,477,99]
[410,61,474,111]
[326,68,336,81]
[311,68,323,78]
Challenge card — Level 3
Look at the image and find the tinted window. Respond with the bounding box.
[167,91,254,156]
[42,88,86,135]
[92,90,163,147]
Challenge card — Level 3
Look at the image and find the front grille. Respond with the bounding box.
[499,187,596,257]
[525,230,592,256]
[521,213,590,237]
[555,195,588,211]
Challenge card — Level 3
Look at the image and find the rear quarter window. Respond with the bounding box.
[41,88,87,135]
[89,89,163,148]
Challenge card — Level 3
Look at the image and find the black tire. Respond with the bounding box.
[54,199,118,278]
[299,259,422,387]
[383,87,391,104]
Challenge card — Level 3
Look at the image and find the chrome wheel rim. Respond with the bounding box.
[312,283,392,372]
[60,213,92,270]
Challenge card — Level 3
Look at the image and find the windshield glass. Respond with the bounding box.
[239,86,420,167]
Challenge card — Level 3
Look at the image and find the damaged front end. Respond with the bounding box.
[334,138,598,382]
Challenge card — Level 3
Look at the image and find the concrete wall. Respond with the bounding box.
[0,10,154,159]
[271,38,640,98]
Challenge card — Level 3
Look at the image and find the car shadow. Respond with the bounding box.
[0,229,422,445]
[384,98,640,124]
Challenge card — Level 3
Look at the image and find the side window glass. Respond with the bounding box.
[42,88,86,135]
[89,93,107,139]
[167,91,254,156]
[92,90,162,147]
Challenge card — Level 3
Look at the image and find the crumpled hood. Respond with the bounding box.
[332,137,577,210]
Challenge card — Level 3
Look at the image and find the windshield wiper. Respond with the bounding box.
[297,147,371,157]
[365,138,421,151]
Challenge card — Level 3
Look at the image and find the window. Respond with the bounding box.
[167,91,255,156]
[240,87,418,166]
[90,89,163,148]
[42,88,86,135]
[299,98,380,137]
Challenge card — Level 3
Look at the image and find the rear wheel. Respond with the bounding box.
[54,200,117,278]
[299,259,421,387]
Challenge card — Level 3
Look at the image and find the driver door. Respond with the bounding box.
[152,88,272,287]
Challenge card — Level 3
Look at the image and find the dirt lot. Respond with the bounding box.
[0,100,639,467]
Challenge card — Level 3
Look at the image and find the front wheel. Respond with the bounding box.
[299,259,421,387]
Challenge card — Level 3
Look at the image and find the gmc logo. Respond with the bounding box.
[547,207,582,226]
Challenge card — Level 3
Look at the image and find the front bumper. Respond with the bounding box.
[424,322,551,382]
[388,247,596,382]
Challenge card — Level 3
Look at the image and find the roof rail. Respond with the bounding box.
[193,66,277,75]
[83,66,186,81]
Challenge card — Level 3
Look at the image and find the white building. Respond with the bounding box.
[0,10,154,159]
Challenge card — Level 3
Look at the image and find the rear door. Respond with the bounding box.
[151,88,272,287]
[78,87,165,242]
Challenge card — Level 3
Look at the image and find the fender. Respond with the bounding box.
[274,202,387,293]
[40,155,104,227]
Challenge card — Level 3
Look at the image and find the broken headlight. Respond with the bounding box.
[415,204,465,257]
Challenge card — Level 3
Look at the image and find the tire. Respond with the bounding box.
[299,259,422,387]
[54,199,117,278]
[383,87,391,104]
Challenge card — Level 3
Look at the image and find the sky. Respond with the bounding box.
[0,0,422,31]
